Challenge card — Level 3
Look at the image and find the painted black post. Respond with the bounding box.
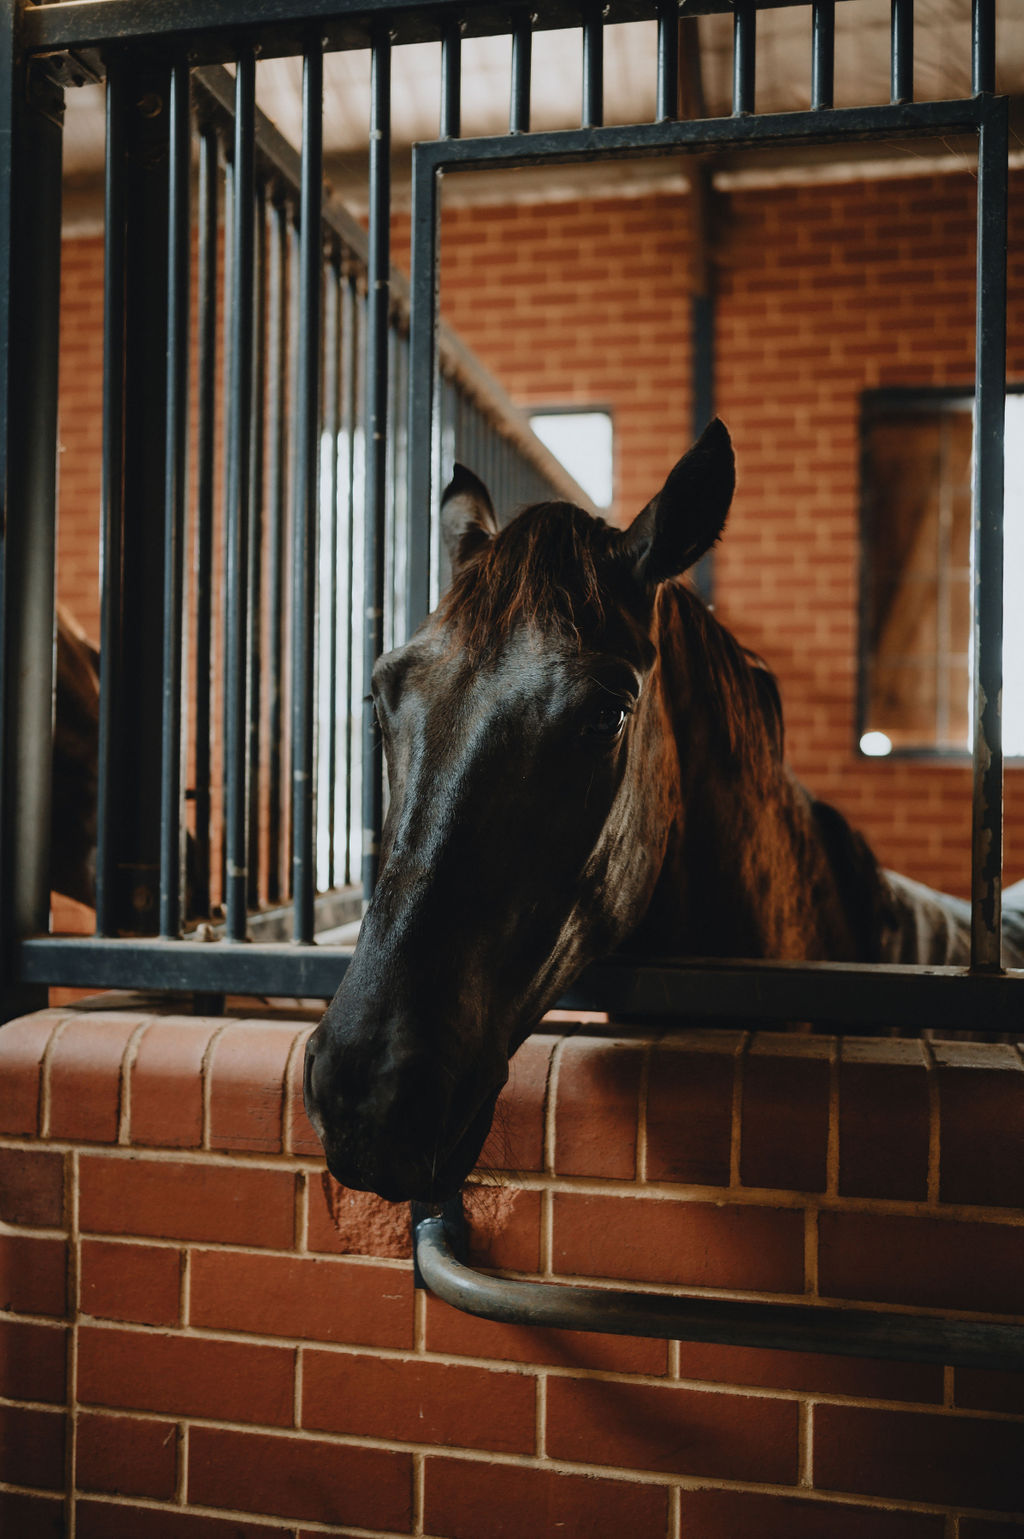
[890,0,914,105]
[972,0,995,96]
[265,193,291,907]
[290,39,323,942]
[971,96,1008,971]
[362,30,392,902]
[811,2,835,111]
[732,2,756,115]
[440,21,461,140]
[224,49,255,941]
[323,255,342,889]
[246,176,268,913]
[582,7,604,129]
[510,13,532,134]
[191,120,220,923]
[0,11,64,1017]
[159,58,191,940]
[101,56,176,937]
[656,0,679,123]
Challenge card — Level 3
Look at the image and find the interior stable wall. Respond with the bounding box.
[2,1004,1024,1537]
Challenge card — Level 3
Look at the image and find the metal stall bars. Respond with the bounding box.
[0,0,1019,1023]
[0,15,587,1011]
[0,0,1017,1366]
[400,0,1015,1037]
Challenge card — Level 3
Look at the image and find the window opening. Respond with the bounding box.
[859,390,1023,758]
[528,408,613,510]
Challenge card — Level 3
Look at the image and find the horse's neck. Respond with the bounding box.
[640,588,868,962]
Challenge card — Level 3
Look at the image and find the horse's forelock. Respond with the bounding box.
[438,501,624,654]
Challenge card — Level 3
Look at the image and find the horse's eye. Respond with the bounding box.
[582,702,628,741]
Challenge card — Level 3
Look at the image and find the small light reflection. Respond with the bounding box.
[860,730,893,757]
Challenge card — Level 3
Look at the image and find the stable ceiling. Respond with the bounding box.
[61,0,1024,217]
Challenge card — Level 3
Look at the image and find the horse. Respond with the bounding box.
[53,606,200,921]
[53,604,101,910]
[303,418,1024,1203]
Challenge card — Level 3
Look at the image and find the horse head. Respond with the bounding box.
[304,418,735,1201]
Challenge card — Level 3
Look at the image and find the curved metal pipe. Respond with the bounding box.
[413,1207,1024,1372]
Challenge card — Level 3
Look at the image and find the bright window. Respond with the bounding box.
[529,408,613,509]
[859,390,1024,757]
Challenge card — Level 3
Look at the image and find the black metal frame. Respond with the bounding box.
[0,0,1017,1368]
[0,0,1016,1018]
[408,100,1010,975]
[857,383,1024,767]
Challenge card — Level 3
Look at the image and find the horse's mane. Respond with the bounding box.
[439,501,623,655]
[666,583,785,769]
[440,497,787,770]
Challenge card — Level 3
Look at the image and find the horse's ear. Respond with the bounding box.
[622,418,735,587]
[441,464,499,572]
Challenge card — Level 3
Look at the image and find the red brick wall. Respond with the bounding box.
[57,235,104,645]
[56,168,1024,902]
[2,1006,1024,1536]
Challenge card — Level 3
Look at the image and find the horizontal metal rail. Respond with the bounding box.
[16,941,1024,1030]
[413,96,986,177]
[412,1206,1024,1371]
[23,0,864,61]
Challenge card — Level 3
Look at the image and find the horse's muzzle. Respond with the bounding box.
[303,1026,501,1203]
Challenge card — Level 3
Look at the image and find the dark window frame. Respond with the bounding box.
[857,383,1024,764]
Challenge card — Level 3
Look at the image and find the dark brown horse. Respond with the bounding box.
[303,419,1024,1203]
[53,605,101,909]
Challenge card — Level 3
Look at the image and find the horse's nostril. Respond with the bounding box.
[302,1038,326,1135]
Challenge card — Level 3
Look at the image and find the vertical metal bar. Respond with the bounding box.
[363,30,392,902]
[218,147,233,910]
[265,194,289,906]
[811,1,835,111]
[191,122,219,922]
[510,13,532,134]
[158,58,190,939]
[107,62,174,935]
[441,22,461,139]
[291,40,323,943]
[582,8,604,129]
[0,35,63,1015]
[408,150,440,636]
[384,323,397,653]
[972,0,995,95]
[246,177,267,912]
[890,0,914,105]
[971,98,1008,971]
[732,2,756,116]
[656,0,679,122]
[96,61,127,936]
[224,48,255,941]
[323,256,341,889]
[342,271,359,886]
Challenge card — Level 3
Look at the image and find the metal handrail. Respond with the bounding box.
[412,1202,1024,1372]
